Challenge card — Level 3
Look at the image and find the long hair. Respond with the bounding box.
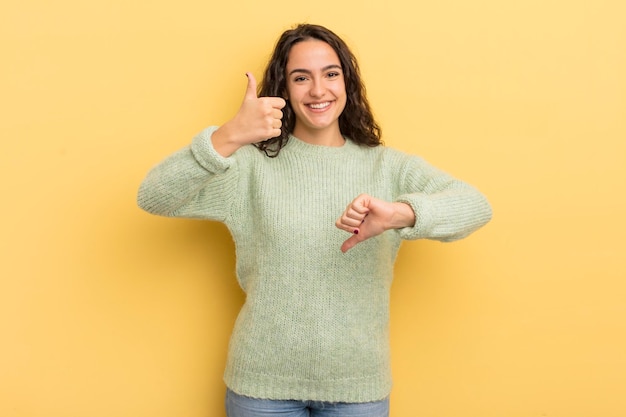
[255,24,382,157]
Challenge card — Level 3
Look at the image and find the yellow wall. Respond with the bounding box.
[2,0,625,416]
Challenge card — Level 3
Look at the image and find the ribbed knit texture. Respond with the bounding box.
[137,126,492,402]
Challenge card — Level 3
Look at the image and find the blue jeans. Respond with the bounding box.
[225,389,390,417]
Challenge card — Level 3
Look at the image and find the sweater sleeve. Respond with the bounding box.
[136,126,239,221]
[393,154,492,242]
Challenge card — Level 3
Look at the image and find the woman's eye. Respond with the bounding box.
[294,76,307,82]
[327,72,341,78]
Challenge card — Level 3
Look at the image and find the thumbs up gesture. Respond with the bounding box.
[211,72,287,157]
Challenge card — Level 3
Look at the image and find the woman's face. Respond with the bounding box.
[285,39,347,143]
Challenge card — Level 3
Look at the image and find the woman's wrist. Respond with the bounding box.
[389,202,416,229]
[211,123,244,157]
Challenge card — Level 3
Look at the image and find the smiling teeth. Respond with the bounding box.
[309,102,330,109]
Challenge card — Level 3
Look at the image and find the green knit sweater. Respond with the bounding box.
[137,126,492,402]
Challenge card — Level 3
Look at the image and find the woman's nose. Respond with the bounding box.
[309,79,324,97]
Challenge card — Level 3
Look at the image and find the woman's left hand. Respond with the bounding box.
[335,194,415,253]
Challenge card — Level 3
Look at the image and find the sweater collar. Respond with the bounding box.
[284,135,358,156]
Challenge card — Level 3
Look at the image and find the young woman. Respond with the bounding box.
[138,24,492,417]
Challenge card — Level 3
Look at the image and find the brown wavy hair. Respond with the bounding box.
[255,24,382,157]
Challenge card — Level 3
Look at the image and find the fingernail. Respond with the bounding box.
[353,229,359,235]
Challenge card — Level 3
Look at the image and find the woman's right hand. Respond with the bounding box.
[211,72,286,157]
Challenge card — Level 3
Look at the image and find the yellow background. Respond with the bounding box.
[2,0,625,416]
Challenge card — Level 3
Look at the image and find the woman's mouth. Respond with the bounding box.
[307,101,332,110]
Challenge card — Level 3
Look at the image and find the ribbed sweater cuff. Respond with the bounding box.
[190,126,233,173]
[395,194,432,240]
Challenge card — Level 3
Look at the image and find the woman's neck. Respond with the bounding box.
[292,126,345,147]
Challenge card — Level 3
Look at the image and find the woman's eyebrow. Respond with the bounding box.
[288,64,342,76]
